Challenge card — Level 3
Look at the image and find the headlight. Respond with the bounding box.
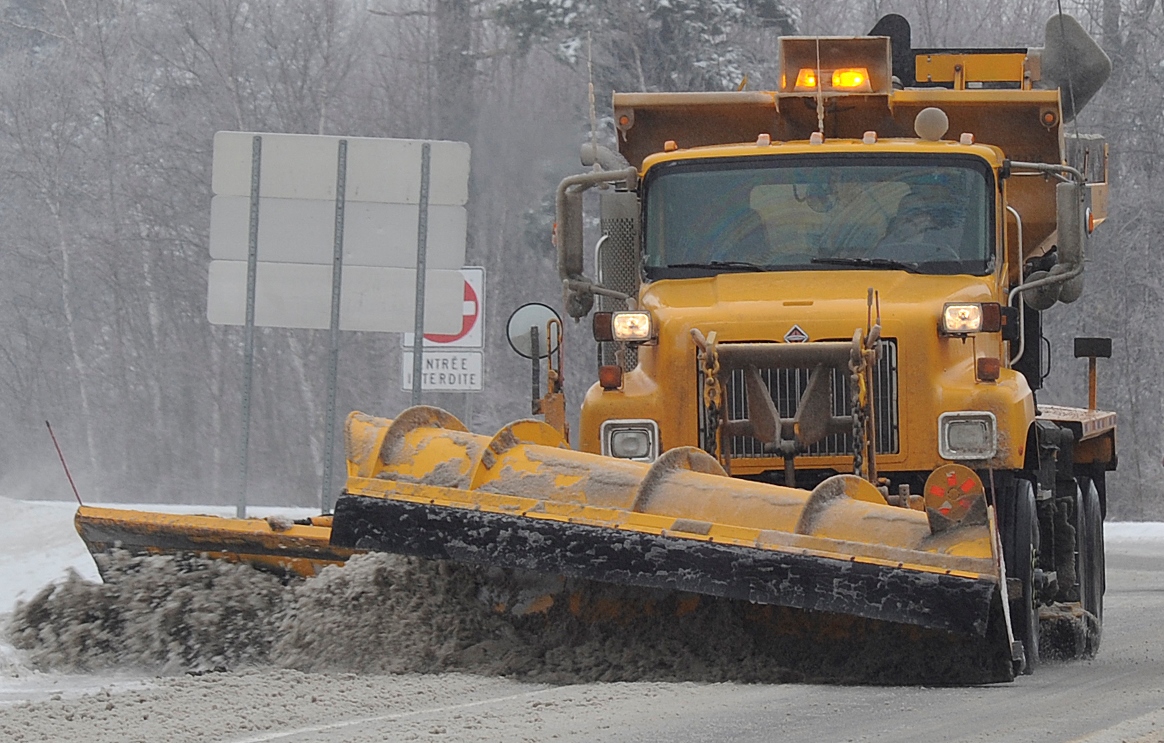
[601,419,659,462]
[940,302,1002,335]
[611,311,653,342]
[938,412,997,460]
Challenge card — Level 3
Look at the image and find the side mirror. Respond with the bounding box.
[506,302,561,359]
[1056,181,1085,266]
[556,168,638,319]
[1055,181,1086,303]
[557,188,585,280]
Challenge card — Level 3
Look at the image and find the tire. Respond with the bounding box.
[1081,478,1105,655]
[1002,478,1040,674]
[1072,482,1087,606]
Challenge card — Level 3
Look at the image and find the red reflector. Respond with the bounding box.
[980,302,1002,332]
[977,357,1001,382]
[592,312,614,342]
[599,365,623,390]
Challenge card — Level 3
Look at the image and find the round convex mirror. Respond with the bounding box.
[506,302,562,359]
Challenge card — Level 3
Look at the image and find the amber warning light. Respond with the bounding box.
[779,36,891,95]
[794,67,872,92]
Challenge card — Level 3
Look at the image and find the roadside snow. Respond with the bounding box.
[0,497,318,614]
[1104,521,1164,541]
[2,496,1164,713]
[2,495,1159,618]
[0,497,322,698]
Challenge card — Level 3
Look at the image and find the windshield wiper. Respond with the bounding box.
[668,260,768,272]
[811,256,920,273]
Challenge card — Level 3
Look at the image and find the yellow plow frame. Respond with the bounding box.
[75,507,352,580]
[332,407,1012,659]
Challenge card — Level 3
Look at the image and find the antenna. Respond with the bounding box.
[587,31,599,171]
[814,37,825,136]
[46,420,84,505]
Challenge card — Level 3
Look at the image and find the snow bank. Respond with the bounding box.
[4,497,1164,686]
[1104,522,1164,541]
[7,549,1014,685]
[0,497,316,614]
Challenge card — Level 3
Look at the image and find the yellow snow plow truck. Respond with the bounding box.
[78,14,1116,682]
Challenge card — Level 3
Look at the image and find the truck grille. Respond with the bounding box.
[701,339,900,459]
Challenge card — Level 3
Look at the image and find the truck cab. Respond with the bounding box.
[556,15,1115,669]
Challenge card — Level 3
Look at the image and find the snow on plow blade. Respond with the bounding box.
[331,407,1006,639]
[75,506,355,579]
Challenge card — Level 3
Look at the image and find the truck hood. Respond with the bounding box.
[641,270,997,340]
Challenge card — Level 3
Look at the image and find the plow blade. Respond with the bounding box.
[75,506,355,579]
[332,407,1011,646]
[332,493,997,636]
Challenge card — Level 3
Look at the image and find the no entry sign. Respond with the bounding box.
[403,267,484,349]
[402,267,485,392]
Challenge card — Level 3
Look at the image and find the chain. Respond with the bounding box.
[701,342,724,461]
[849,355,868,478]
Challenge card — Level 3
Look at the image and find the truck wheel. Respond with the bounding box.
[1081,478,1104,655]
[1003,478,1040,674]
[1073,481,1088,607]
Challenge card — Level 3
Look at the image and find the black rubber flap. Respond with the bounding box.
[331,494,997,636]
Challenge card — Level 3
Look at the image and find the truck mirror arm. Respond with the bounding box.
[1004,159,1085,184]
[556,167,638,318]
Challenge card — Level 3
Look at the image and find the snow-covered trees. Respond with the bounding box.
[497,0,797,91]
[0,0,1160,517]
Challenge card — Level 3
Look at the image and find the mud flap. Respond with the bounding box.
[331,493,998,637]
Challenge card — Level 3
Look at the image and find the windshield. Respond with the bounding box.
[643,155,994,278]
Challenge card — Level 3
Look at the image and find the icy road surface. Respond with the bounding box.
[2,498,1164,742]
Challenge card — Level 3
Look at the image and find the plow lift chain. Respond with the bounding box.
[850,345,868,479]
[698,330,726,468]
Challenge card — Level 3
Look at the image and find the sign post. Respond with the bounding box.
[410,143,432,406]
[237,135,262,519]
[319,140,348,515]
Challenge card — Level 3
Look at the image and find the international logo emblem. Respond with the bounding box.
[783,324,809,343]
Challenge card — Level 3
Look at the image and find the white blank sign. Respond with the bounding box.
[212,132,470,205]
[209,196,466,267]
[207,261,464,333]
[207,131,471,332]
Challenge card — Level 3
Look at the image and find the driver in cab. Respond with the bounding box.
[871,180,967,263]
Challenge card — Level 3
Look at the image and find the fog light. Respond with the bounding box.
[601,420,659,462]
[938,412,997,460]
[611,430,650,458]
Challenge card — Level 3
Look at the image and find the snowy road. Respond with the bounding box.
[2,500,1164,742]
